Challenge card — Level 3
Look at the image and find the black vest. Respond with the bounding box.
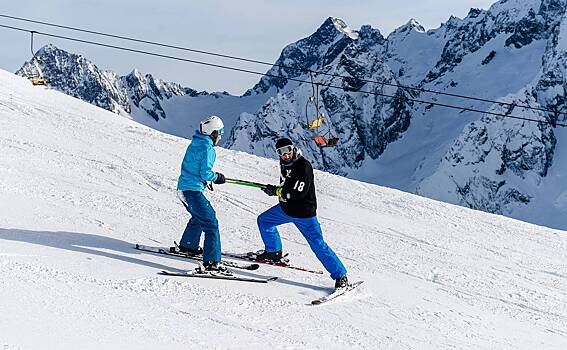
[278,156,317,218]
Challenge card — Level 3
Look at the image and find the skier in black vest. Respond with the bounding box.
[257,137,348,288]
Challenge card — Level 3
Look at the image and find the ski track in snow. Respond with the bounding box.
[1,69,567,349]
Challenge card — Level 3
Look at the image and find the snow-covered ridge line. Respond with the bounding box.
[331,17,359,40]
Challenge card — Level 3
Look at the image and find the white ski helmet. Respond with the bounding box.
[199,115,224,136]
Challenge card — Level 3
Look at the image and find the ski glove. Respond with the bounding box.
[214,173,226,184]
[262,184,279,196]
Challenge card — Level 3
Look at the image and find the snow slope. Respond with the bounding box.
[1,69,566,349]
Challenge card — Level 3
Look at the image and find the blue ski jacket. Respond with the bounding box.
[177,131,219,192]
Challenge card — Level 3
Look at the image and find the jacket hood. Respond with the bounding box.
[191,131,214,146]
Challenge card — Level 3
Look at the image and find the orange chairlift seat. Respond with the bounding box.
[312,135,339,147]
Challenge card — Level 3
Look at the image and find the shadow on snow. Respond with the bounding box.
[0,227,330,291]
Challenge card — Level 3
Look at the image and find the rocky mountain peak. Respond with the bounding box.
[17,44,129,113]
[17,44,200,120]
[312,17,355,43]
[330,17,359,40]
[403,18,426,33]
[355,25,386,49]
[243,17,358,97]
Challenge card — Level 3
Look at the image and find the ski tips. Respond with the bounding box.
[310,281,364,305]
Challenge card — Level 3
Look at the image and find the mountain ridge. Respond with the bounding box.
[14,0,567,230]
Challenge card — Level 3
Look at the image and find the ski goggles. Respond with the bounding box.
[276,145,294,156]
[217,127,225,135]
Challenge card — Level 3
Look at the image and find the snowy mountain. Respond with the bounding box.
[13,0,567,231]
[226,1,567,230]
[227,19,415,175]
[417,0,567,229]
[243,17,359,97]
[1,68,567,349]
[16,44,268,141]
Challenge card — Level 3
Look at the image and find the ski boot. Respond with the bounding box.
[171,245,203,257]
[254,250,285,263]
[198,261,233,276]
[334,275,349,289]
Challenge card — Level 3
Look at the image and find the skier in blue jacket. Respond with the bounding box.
[176,115,227,273]
[257,137,349,289]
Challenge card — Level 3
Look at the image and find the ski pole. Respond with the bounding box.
[225,178,268,189]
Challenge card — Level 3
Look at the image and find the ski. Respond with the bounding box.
[311,281,364,305]
[137,243,323,274]
[167,242,321,274]
[158,270,278,283]
[222,251,324,275]
[134,244,260,271]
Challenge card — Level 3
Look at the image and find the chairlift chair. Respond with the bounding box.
[312,135,339,148]
[30,77,48,86]
[304,72,339,148]
[27,32,48,87]
[307,113,324,129]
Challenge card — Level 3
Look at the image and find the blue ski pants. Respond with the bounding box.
[178,190,221,263]
[257,204,347,280]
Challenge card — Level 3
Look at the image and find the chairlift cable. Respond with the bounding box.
[0,13,564,117]
[0,23,565,127]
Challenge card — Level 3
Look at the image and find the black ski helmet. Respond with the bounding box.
[275,137,293,149]
[275,137,297,161]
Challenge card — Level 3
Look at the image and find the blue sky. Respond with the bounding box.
[0,0,496,95]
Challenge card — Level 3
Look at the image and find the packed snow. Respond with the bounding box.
[1,69,566,349]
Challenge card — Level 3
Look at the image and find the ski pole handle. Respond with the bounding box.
[225,178,267,189]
